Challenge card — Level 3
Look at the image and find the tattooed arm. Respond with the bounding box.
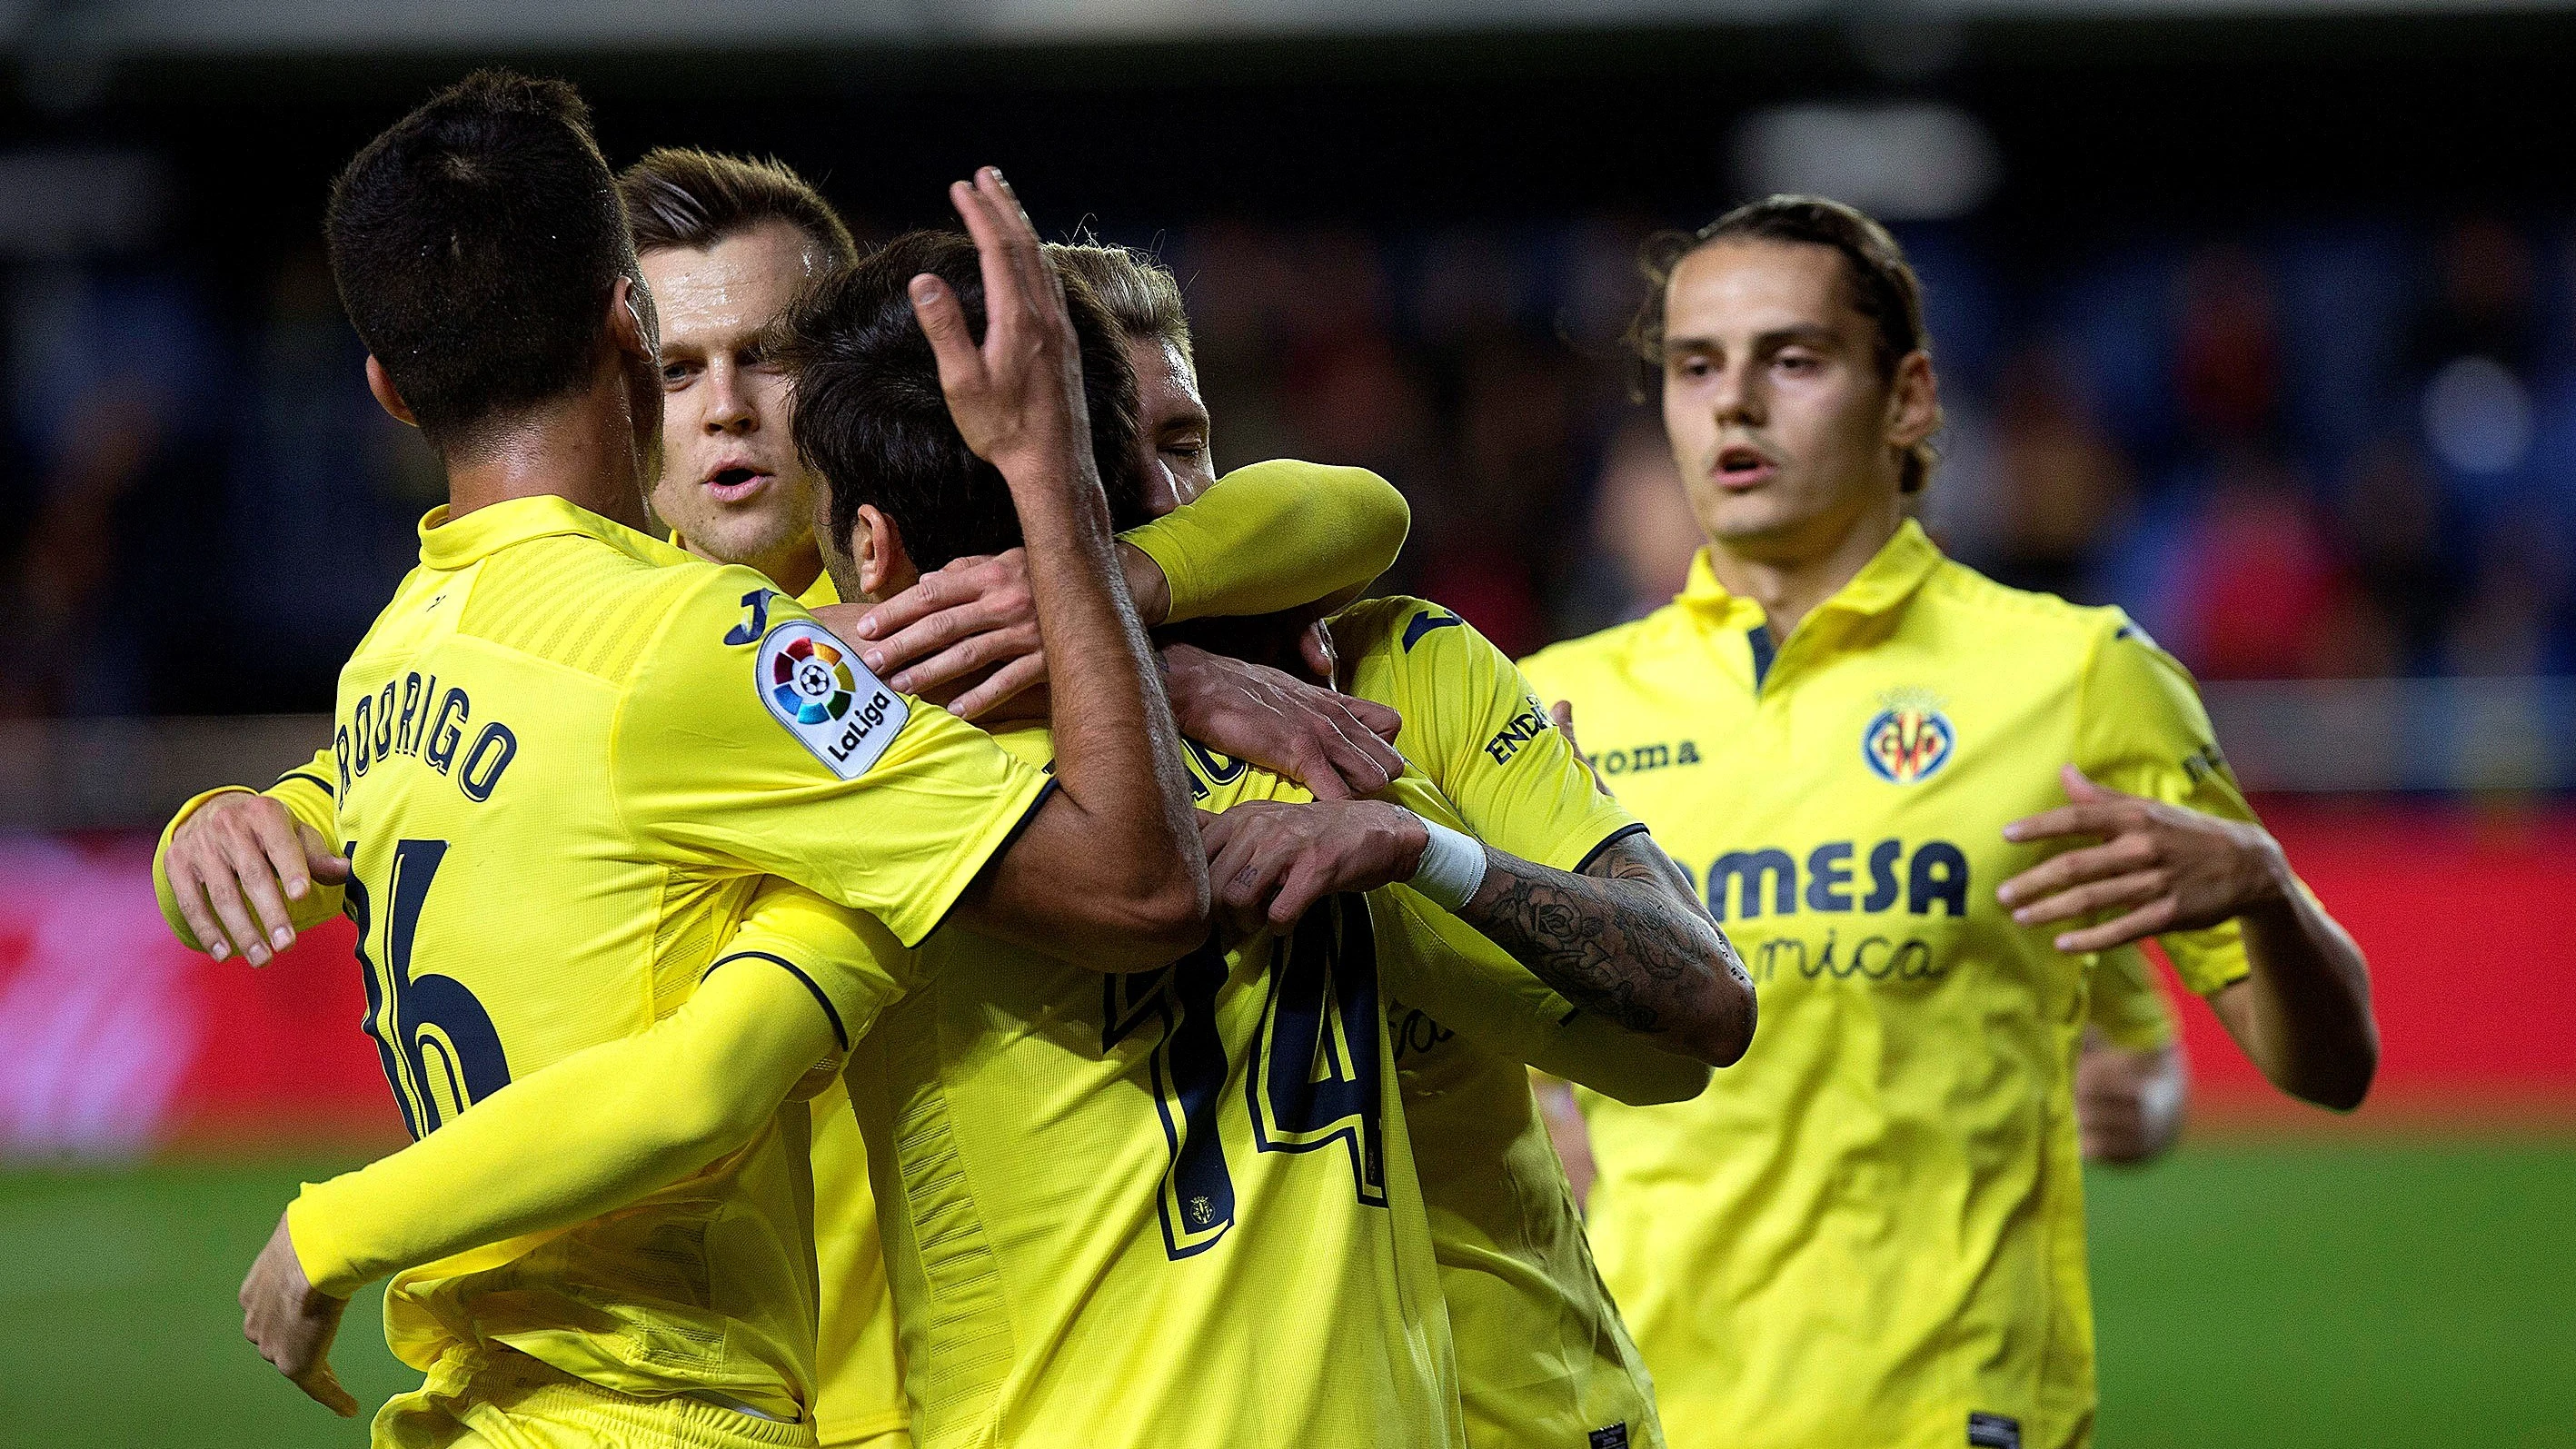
[1198,800,1755,1066]
[1450,832,1754,1065]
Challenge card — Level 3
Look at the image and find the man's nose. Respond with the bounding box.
[1711,361,1761,425]
[704,362,756,434]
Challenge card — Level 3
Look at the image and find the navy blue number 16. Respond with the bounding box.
[344,838,512,1137]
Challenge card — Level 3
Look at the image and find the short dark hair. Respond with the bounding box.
[1629,194,1940,492]
[619,148,859,270]
[771,230,1145,572]
[324,69,643,454]
[1048,242,1192,366]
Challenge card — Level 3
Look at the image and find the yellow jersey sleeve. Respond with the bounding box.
[612,574,1053,947]
[1125,460,1408,623]
[152,744,348,952]
[286,878,890,1298]
[1355,596,1643,874]
[2088,947,2180,1052]
[2074,615,2259,997]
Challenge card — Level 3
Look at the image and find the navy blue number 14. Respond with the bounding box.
[1105,899,1386,1260]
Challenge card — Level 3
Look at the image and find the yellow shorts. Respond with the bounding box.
[820,1427,912,1449]
[373,1345,818,1449]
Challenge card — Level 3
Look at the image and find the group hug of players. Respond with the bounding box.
[150,69,2379,1449]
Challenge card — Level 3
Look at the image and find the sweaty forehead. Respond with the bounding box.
[1665,238,1862,346]
[1128,335,1205,424]
[641,223,814,351]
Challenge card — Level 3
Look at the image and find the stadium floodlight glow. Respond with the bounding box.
[1731,101,2001,223]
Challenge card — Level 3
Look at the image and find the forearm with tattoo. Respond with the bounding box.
[1451,835,1755,1066]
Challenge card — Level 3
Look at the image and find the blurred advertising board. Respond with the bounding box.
[1,805,2569,1159]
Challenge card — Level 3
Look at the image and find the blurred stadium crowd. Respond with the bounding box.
[5,203,2576,717]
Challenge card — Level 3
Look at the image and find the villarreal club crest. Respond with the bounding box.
[1864,690,1955,785]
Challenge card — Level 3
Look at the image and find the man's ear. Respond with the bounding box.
[364,356,417,427]
[852,503,918,600]
[1886,350,1941,451]
[608,273,657,364]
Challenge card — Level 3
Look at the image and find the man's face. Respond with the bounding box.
[643,220,827,571]
[1127,334,1215,520]
[1660,239,1911,560]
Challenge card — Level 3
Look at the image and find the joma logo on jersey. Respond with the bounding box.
[758,620,905,779]
[1484,695,1557,765]
[1864,698,1955,783]
[1595,739,1700,777]
[1702,839,1968,923]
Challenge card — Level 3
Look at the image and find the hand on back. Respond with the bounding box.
[162,792,351,966]
[1198,799,1428,937]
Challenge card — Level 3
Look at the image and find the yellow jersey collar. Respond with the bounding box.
[1677,518,1943,626]
[1676,520,1944,690]
[418,494,684,571]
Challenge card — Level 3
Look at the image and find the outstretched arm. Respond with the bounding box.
[240,935,851,1414]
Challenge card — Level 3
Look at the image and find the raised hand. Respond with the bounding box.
[1997,764,2290,953]
[162,792,352,965]
[909,168,1091,482]
[239,1212,357,1417]
[1165,644,1405,800]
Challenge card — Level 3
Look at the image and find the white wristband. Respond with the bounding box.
[1403,809,1487,912]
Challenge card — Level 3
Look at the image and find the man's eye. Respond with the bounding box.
[1163,436,1208,460]
[1775,353,1819,374]
[1674,356,1713,379]
[661,363,696,386]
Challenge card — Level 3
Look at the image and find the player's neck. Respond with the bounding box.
[749,541,824,598]
[443,384,654,535]
[1705,491,1905,642]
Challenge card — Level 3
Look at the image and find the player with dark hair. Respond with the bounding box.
[1520,194,2380,1449]
[846,237,1741,1448]
[237,223,1749,1448]
[155,72,1211,1444]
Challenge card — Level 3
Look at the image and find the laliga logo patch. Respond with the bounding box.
[773,631,855,723]
[1864,690,1954,784]
[758,620,906,779]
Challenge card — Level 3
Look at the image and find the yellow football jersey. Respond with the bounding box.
[1519,520,2262,1449]
[829,724,1477,1449]
[803,459,1412,1448]
[1337,597,1671,1449]
[283,494,1048,1422]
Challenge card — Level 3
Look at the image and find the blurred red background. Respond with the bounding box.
[3,804,2568,1158]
